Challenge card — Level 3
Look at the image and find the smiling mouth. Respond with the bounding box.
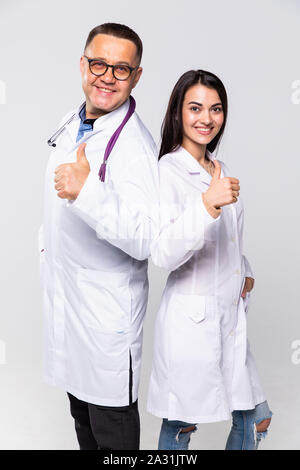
[195,127,214,134]
[94,86,116,93]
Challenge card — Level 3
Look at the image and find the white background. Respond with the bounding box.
[0,0,299,449]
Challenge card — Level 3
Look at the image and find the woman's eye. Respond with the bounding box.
[190,106,200,112]
[212,107,223,113]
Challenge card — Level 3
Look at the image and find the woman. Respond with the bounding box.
[147,70,272,450]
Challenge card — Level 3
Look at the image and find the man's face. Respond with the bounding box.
[80,34,142,116]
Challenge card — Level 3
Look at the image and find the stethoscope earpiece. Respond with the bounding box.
[47,110,79,148]
[47,141,56,148]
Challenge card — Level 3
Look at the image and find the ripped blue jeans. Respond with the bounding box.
[158,401,272,450]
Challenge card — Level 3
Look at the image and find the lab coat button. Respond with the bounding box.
[231,236,235,242]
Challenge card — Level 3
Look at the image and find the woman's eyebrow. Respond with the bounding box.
[188,101,223,107]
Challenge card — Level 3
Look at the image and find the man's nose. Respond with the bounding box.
[100,66,116,84]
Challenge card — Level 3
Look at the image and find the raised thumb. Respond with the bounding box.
[76,143,87,163]
[211,159,221,182]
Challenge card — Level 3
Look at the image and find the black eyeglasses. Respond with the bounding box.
[84,56,138,81]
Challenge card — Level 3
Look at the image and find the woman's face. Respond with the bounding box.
[181,83,224,150]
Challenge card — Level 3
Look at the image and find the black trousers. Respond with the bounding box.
[67,393,140,450]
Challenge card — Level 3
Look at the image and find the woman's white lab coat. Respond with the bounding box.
[147,146,266,423]
[39,98,158,407]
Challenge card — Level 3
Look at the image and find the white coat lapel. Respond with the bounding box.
[64,98,130,153]
[175,146,224,190]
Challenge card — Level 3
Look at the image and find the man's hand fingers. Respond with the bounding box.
[55,165,64,174]
[55,183,64,191]
[55,163,70,174]
[57,190,68,199]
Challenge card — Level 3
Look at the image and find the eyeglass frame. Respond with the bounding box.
[83,55,139,81]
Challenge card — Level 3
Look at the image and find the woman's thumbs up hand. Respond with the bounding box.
[211,158,222,183]
[202,160,240,218]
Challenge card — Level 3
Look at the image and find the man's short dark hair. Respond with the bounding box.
[84,23,143,65]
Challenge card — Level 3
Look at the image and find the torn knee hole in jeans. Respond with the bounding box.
[255,418,271,433]
[253,418,271,447]
[175,425,197,442]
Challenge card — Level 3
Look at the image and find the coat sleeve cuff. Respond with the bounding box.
[180,192,221,251]
[243,254,254,278]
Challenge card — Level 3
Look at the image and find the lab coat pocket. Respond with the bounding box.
[168,293,220,376]
[186,295,206,323]
[171,293,206,323]
[77,268,131,333]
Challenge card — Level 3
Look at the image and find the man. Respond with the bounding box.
[39,23,158,450]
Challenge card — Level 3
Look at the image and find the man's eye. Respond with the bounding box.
[115,66,129,73]
[92,61,106,69]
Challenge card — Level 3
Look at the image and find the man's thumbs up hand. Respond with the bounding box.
[54,143,91,200]
[76,143,89,165]
[202,159,240,218]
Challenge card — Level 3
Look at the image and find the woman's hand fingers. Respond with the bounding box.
[241,277,255,297]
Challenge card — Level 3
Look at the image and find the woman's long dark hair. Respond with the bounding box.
[159,70,228,159]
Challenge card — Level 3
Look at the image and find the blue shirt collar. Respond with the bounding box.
[79,103,97,125]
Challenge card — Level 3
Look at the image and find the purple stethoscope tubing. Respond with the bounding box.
[47,96,136,183]
[98,95,136,182]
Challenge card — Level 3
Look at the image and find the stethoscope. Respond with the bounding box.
[47,110,79,148]
[47,96,136,182]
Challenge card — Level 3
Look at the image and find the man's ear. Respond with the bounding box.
[132,67,143,89]
[79,55,86,76]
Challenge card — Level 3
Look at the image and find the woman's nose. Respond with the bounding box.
[200,110,212,125]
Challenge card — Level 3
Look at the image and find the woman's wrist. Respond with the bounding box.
[202,193,222,219]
